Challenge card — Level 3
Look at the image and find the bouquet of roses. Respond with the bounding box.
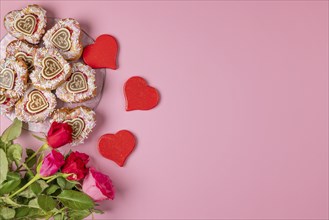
[0,119,114,220]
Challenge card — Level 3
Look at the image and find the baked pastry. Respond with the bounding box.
[51,106,96,145]
[30,47,71,90]
[0,58,28,103]
[4,4,47,45]
[15,85,57,122]
[43,18,83,61]
[6,40,37,73]
[56,62,96,103]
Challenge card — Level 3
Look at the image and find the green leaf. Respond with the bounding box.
[57,190,94,210]
[1,118,22,143]
[28,198,39,208]
[67,209,91,220]
[46,184,60,195]
[31,181,42,195]
[15,207,45,219]
[37,180,48,191]
[0,172,21,195]
[7,144,22,164]
[57,177,76,190]
[18,187,35,198]
[0,149,8,185]
[14,207,30,218]
[37,195,56,212]
[6,172,20,181]
[0,207,15,219]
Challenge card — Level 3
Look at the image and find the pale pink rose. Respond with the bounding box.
[82,167,115,202]
[40,150,65,177]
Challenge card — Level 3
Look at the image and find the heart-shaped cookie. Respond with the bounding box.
[66,72,88,94]
[14,14,36,36]
[124,76,160,111]
[83,34,118,69]
[41,57,63,80]
[98,130,136,167]
[26,90,49,114]
[64,117,85,139]
[51,28,71,51]
[0,68,15,90]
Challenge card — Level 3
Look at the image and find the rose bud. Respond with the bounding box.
[47,122,73,148]
[40,150,65,177]
[62,151,89,181]
[82,167,115,202]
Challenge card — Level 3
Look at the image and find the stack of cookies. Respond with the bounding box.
[0,4,97,145]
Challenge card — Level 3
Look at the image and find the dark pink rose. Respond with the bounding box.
[40,150,65,177]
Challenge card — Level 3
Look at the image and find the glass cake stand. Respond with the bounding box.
[0,18,106,132]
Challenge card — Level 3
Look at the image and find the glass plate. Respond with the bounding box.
[0,18,106,132]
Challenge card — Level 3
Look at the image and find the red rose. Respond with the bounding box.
[62,151,89,181]
[47,122,73,149]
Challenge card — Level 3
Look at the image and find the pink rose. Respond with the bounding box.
[40,150,65,177]
[82,167,115,201]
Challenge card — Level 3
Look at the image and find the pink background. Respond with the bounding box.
[0,1,328,219]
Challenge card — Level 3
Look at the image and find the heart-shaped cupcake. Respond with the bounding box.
[30,47,71,90]
[43,18,83,61]
[51,106,96,145]
[15,86,56,122]
[56,62,96,103]
[4,5,47,44]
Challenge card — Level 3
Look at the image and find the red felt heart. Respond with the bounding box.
[83,34,118,69]
[98,130,136,167]
[124,76,160,111]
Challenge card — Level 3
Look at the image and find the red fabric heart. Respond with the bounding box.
[124,76,160,111]
[98,130,136,167]
[83,34,118,69]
